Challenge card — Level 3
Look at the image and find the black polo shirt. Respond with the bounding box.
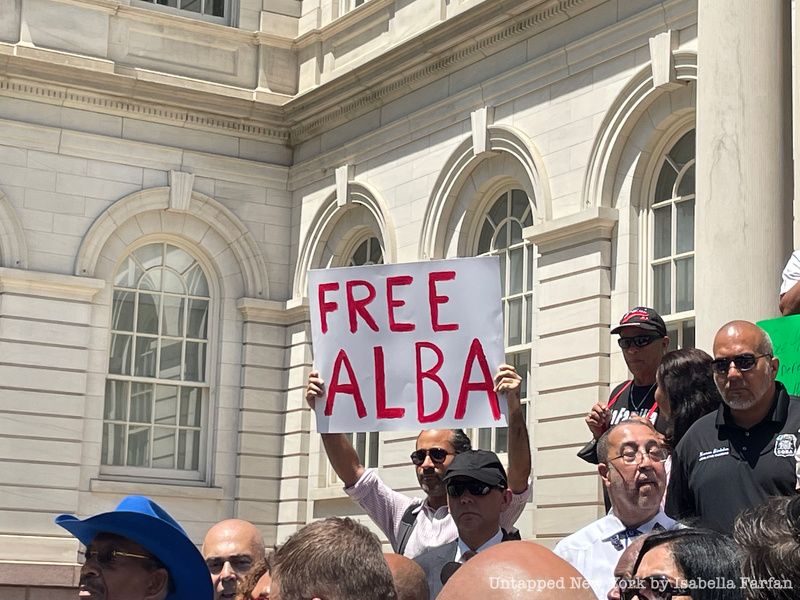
[665,381,800,533]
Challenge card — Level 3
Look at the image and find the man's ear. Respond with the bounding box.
[144,568,169,600]
[499,488,513,511]
[598,463,611,487]
[770,356,780,375]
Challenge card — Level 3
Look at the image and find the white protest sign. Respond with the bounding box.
[308,256,506,433]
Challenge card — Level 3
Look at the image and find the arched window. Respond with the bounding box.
[650,129,695,350]
[474,189,534,453]
[348,237,383,267]
[103,242,210,478]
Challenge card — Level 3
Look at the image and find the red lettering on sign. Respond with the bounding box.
[345,280,379,333]
[454,338,500,420]
[386,275,415,332]
[415,341,449,423]
[325,348,367,418]
[318,282,340,334]
[428,271,459,332]
[374,346,405,419]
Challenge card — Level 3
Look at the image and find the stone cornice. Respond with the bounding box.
[526,207,619,250]
[237,297,310,325]
[0,267,106,301]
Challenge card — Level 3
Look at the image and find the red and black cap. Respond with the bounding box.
[610,306,667,337]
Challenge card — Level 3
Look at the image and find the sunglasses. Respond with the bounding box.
[620,576,691,600]
[446,480,501,497]
[79,548,158,569]
[205,555,254,575]
[618,335,662,350]
[711,353,771,374]
[410,448,453,466]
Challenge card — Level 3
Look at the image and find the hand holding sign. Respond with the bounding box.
[308,257,507,433]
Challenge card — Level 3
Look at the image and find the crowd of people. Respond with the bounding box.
[56,264,800,599]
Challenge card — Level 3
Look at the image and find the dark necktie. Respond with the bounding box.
[461,550,477,562]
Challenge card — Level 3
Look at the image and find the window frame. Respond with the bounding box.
[131,0,231,26]
[645,126,696,350]
[101,239,219,483]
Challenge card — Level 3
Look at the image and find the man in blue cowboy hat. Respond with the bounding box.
[56,495,213,600]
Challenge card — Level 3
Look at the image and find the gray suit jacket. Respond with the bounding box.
[413,540,458,599]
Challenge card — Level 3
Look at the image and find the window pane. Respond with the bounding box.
[512,352,530,400]
[369,239,383,264]
[352,241,367,266]
[666,324,679,352]
[498,252,506,293]
[161,295,185,337]
[104,380,129,421]
[653,263,671,315]
[134,244,162,271]
[111,290,136,332]
[155,385,178,425]
[368,433,379,468]
[115,256,142,289]
[184,341,206,381]
[355,432,366,463]
[478,427,491,450]
[508,298,522,346]
[180,388,202,427]
[136,293,160,334]
[152,427,176,468]
[134,336,158,378]
[676,199,695,254]
[526,247,533,291]
[159,338,183,380]
[489,196,507,226]
[162,270,185,294]
[102,423,125,465]
[165,245,195,274]
[677,164,695,197]
[511,190,529,220]
[478,220,494,254]
[495,223,508,251]
[653,206,671,259]
[127,425,150,467]
[178,429,200,470]
[139,269,161,292]
[682,320,696,349]
[676,257,694,312]
[186,265,209,297]
[525,296,532,344]
[130,383,153,423]
[509,247,523,295]
[187,298,209,339]
[509,221,523,245]
[670,131,695,166]
[109,334,133,375]
[495,427,508,454]
[654,164,678,202]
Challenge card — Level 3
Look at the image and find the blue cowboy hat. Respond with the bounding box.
[55,495,212,600]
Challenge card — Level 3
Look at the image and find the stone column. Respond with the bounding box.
[694,0,792,346]
[526,207,617,546]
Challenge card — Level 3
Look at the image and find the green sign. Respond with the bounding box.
[757,314,800,396]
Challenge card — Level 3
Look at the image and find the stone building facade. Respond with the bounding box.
[0,0,795,596]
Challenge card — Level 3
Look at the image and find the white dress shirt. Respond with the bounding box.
[554,510,678,599]
[454,528,504,563]
[781,251,800,295]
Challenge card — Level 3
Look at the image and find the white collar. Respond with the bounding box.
[454,528,503,562]
[598,510,672,543]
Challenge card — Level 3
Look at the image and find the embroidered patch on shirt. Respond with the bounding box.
[775,434,797,457]
[698,447,729,462]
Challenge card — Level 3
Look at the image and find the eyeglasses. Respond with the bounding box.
[610,446,670,465]
[620,575,691,600]
[446,480,502,497]
[410,448,453,466]
[205,555,254,575]
[618,335,662,350]
[711,353,771,374]
[79,548,157,568]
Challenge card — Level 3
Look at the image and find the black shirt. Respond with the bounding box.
[665,381,800,533]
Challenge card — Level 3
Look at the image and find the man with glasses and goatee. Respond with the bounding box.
[305,364,531,559]
[56,495,213,600]
[579,307,670,468]
[666,320,800,533]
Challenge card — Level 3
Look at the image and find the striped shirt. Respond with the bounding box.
[345,468,531,558]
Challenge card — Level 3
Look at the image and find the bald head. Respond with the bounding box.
[384,553,429,600]
[714,320,772,355]
[203,519,265,600]
[438,541,595,600]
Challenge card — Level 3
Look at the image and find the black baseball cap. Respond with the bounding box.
[442,449,508,487]
[610,306,667,337]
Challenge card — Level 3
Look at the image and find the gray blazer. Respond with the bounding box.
[413,540,458,599]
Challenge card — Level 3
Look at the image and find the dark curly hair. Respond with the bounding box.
[657,348,722,448]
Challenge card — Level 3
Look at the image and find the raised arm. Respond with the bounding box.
[306,370,365,487]
[495,364,531,493]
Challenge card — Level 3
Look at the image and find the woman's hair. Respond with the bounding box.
[734,495,800,600]
[235,554,271,600]
[633,528,743,600]
[657,348,722,448]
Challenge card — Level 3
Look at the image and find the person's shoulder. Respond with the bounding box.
[555,517,607,551]
[413,540,457,565]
